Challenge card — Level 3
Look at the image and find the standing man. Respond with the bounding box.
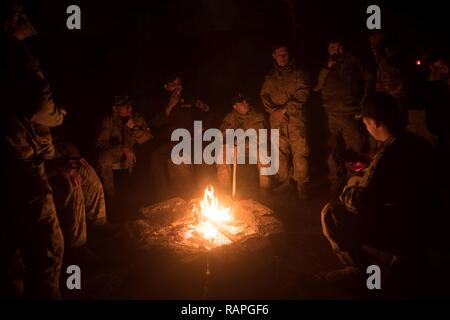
[261,44,311,200]
[369,31,408,126]
[314,38,375,196]
[2,2,65,298]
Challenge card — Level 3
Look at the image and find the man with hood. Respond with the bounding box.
[260,44,311,200]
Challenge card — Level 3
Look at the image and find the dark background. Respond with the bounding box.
[22,0,449,156]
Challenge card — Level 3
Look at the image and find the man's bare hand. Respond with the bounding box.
[346,175,363,188]
[123,147,136,168]
[327,58,336,69]
[126,117,136,129]
[271,109,288,123]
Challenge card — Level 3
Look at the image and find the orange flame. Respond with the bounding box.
[185,186,241,249]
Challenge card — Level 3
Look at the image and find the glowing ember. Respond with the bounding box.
[185,186,244,249]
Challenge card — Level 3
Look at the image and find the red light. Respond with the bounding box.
[416,59,422,66]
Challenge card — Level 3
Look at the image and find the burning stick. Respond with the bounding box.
[232,144,237,198]
[208,219,240,243]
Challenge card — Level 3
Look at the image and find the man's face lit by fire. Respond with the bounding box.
[272,47,289,67]
[233,99,250,115]
[115,104,133,118]
[164,77,183,93]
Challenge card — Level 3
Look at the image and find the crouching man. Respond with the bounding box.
[321,93,433,293]
[217,93,271,195]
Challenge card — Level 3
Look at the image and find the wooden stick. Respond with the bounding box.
[209,219,240,243]
[232,144,237,198]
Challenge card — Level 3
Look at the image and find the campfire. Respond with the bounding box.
[184,186,247,250]
[125,185,282,254]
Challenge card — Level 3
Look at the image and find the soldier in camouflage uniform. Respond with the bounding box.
[96,96,152,198]
[47,140,107,249]
[314,39,375,195]
[217,93,270,192]
[321,93,432,279]
[369,31,407,103]
[149,73,210,202]
[2,5,64,298]
[260,45,311,199]
[369,31,408,126]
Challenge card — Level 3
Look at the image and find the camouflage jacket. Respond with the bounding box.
[3,36,65,182]
[220,109,265,134]
[317,52,375,115]
[371,46,406,101]
[260,62,311,120]
[96,113,152,154]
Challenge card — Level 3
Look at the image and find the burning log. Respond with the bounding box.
[207,219,240,243]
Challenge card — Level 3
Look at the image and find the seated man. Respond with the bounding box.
[217,93,270,194]
[321,92,433,290]
[47,139,109,249]
[96,95,152,199]
[149,73,210,202]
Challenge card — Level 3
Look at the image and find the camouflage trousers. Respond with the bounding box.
[270,117,309,192]
[2,165,64,299]
[216,144,271,191]
[326,113,365,191]
[51,163,107,249]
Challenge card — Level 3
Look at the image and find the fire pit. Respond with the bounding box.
[116,186,284,298]
[124,186,282,254]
